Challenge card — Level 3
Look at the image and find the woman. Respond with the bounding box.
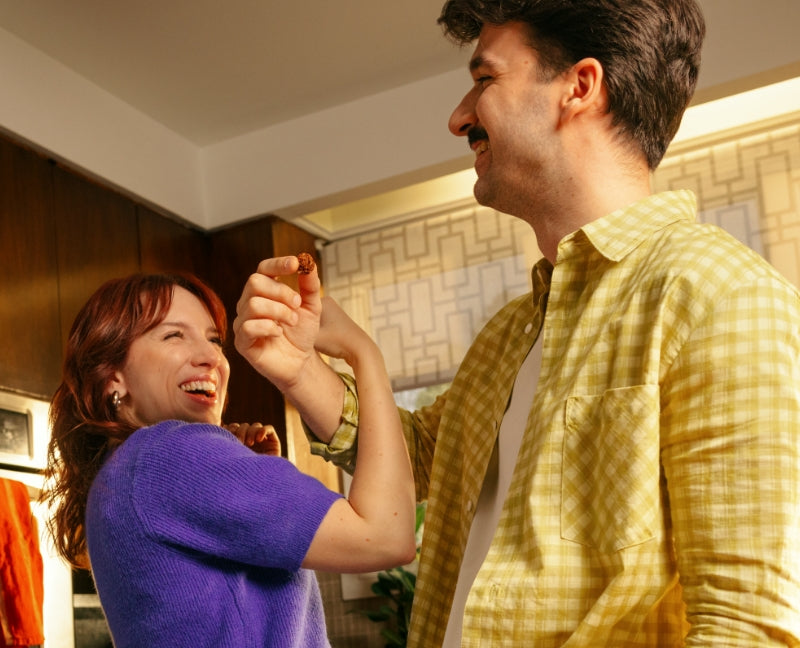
[42,264,415,647]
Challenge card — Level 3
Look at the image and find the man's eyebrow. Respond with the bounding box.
[469,54,486,72]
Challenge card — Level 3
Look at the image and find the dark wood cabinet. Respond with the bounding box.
[51,165,141,362]
[137,205,209,277]
[0,137,62,398]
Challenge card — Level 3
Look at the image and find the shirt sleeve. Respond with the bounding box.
[304,371,446,501]
[661,275,800,645]
[305,372,360,473]
[132,422,342,571]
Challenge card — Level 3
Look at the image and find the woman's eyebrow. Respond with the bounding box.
[154,320,220,337]
[156,320,186,329]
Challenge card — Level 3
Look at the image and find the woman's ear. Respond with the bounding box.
[560,57,606,121]
[106,372,127,401]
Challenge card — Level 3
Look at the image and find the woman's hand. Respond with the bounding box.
[224,422,281,456]
[233,256,350,444]
[233,256,321,391]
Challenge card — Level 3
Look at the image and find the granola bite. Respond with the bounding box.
[296,252,316,274]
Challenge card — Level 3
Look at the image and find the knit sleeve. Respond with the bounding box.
[129,421,342,571]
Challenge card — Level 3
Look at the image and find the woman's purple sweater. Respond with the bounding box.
[86,420,342,647]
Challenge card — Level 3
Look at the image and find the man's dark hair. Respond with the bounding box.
[438,0,705,169]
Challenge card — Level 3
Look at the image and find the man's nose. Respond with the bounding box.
[448,91,477,136]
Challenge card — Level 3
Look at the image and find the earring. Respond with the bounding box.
[111,391,121,410]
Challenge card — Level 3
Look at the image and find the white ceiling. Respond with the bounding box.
[0,1,799,237]
[0,0,466,147]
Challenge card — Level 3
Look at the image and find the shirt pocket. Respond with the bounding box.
[561,385,661,553]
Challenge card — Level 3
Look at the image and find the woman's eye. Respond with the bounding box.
[210,336,223,348]
[163,331,183,341]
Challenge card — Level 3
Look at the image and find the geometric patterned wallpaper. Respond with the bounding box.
[322,116,800,390]
[368,255,530,390]
[654,120,800,287]
[322,205,539,389]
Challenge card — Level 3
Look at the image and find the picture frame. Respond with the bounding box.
[0,391,49,472]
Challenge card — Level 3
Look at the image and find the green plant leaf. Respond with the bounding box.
[364,609,391,622]
[370,578,398,598]
[380,628,406,647]
[376,570,402,585]
[415,501,427,532]
[395,569,416,591]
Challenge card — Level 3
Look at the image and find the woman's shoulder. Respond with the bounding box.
[135,419,230,440]
[119,420,236,465]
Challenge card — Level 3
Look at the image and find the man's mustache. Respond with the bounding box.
[467,127,489,146]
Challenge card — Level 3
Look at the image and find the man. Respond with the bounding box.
[234,0,800,645]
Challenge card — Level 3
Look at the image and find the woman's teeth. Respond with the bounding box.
[181,380,216,396]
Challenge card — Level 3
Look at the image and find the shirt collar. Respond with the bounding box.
[556,190,698,263]
[531,256,553,312]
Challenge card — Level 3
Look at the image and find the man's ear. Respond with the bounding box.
[560,57,606,121]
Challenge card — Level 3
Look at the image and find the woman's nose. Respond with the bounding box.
[448,91,477,136]
[193,340,222,366]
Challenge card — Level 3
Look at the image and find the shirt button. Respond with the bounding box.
[466,500,474,513]
[524,322,533,334]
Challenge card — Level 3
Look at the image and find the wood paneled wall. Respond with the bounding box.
[0,134,62,397]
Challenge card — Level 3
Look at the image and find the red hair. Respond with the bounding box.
[42,273,227,568]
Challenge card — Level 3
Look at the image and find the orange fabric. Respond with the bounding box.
[0,478,44,647]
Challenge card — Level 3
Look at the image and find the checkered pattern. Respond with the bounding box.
[310,191,800,646]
